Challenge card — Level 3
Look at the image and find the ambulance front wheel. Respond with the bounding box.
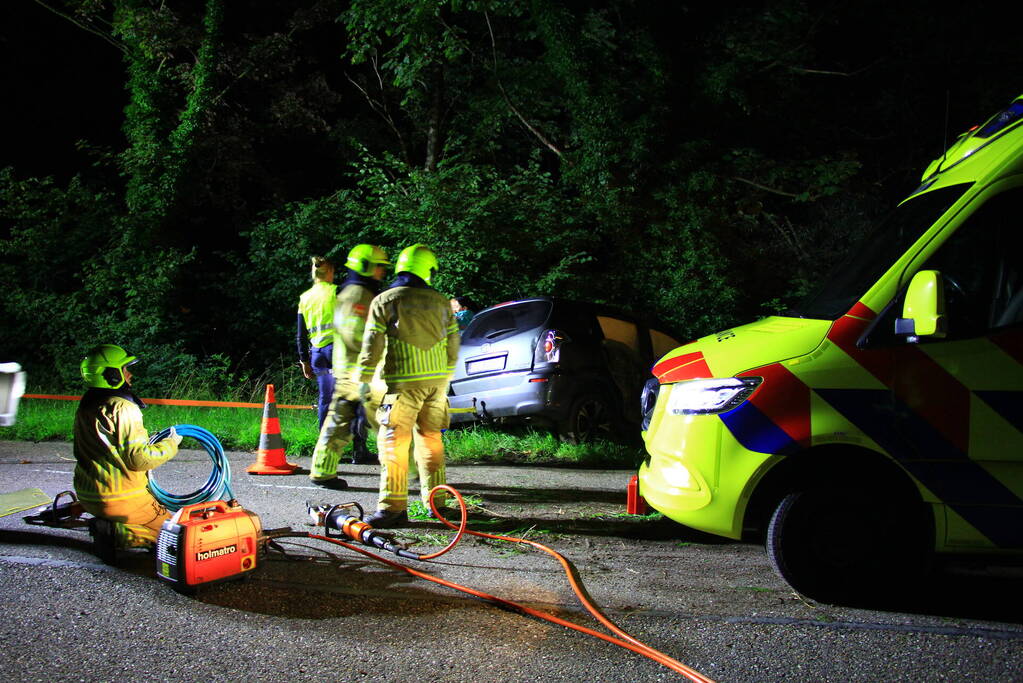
[766,488,928,605]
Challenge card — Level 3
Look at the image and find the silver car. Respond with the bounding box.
[448,297,681,442]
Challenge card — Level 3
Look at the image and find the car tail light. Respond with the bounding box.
[534,329,565,365]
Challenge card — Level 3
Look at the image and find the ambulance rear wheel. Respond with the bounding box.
[766,488,926,605]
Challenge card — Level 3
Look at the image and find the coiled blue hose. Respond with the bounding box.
[147,424,234,511]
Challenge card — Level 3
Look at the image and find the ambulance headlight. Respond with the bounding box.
[666,377,761,415]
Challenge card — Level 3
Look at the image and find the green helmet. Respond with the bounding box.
[395,243,438,284]
[345,244,391,277]
[80,344,137,389]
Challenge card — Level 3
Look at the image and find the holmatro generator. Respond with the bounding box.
[155,500,262,591]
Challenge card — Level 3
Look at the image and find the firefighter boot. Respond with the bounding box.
[89,517,118,565]
[364,509,408,528]
[312,477,349,491]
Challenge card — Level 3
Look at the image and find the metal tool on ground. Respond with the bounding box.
[306,501,418,559]
[22,490,85,526]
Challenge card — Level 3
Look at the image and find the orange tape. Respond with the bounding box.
[22,394,314,410]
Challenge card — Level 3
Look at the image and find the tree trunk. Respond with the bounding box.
[424,65,445,172]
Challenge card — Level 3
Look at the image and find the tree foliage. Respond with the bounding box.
[1,0,1021,390]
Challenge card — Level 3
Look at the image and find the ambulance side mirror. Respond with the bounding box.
[895,270,946,342]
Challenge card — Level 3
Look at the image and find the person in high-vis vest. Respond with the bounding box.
[297,256,337,427]
[309,244,391,489]
[357,244,460,527]
[73,344,182,550]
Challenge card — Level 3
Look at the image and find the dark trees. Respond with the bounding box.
[1,0,1020,389]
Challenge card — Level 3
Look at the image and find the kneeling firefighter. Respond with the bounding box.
[356,244,460,527]
[309,244,391,489]
[73,344,182,547]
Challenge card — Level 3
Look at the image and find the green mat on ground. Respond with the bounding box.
[0,488,52,518]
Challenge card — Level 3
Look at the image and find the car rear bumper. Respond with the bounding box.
[449,371,565,423]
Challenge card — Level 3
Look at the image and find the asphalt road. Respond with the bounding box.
[2,440,1022,682]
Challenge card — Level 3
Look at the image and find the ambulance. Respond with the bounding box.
[638,93,1023,602]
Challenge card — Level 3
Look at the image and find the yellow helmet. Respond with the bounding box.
[395,244,438,284]
[81,344,137,389]
[345,244,391,277]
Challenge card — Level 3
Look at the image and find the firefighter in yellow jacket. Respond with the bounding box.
[309,244,391,489]
[73,344,181,550]
[297,256,337,428]
[357,244,460,527]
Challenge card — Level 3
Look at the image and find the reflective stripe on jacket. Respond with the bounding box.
[298,281,338,349]
[357,285,460,387]
[333,282,376,379]
[72,392,177,505]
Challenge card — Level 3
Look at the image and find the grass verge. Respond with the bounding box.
[2,399,647,467]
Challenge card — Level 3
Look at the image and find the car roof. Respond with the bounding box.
[478,296,679,337]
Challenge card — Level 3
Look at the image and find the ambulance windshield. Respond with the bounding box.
[792,183,970,319]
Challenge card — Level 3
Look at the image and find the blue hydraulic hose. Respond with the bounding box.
[147,424,234,511]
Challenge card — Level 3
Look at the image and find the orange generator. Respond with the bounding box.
[155,500,262,591]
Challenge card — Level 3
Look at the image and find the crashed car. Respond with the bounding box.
[448,297,680,442]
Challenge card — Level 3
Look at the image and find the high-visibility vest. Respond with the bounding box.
[298,281,337,349]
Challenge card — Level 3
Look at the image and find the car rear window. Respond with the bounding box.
[462,301,553,343]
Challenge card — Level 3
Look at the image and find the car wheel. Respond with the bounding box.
[766,488,928,604]
[558,394,616,444]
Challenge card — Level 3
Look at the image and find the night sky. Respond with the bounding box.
[2,2,126,179]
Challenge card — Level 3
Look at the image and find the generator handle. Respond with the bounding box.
[170,499,230,523]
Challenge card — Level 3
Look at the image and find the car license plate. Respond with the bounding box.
[467,355,506,374]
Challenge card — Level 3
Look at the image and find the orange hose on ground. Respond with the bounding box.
[305,484,713,682]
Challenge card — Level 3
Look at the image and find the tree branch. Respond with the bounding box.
[732,176,801,199]
[31,0,128,55]
[484,11,565,161]
[345,71,410,164]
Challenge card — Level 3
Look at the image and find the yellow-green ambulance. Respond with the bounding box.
[639,93,1023,602]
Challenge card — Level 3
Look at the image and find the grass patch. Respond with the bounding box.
[580,510,664,522]
[0,399,324,459]
[442,424,645,467]
[2,398,647,468]
[1,400,76,442]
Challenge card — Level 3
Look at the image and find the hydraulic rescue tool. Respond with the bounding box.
[306,502,419,558]
[22,490,84,527]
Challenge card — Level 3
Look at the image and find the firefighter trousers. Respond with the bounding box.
[310,379,379,481]
[375,382,450,512]
[80,494,170,548]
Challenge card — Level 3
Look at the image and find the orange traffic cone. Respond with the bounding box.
[247,384,300,475]
[626,474,648,515]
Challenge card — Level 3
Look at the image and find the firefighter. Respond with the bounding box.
[309,244,391,489]
[73,344,182,549]
[357,244,460,527]
[297,255,337,428]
